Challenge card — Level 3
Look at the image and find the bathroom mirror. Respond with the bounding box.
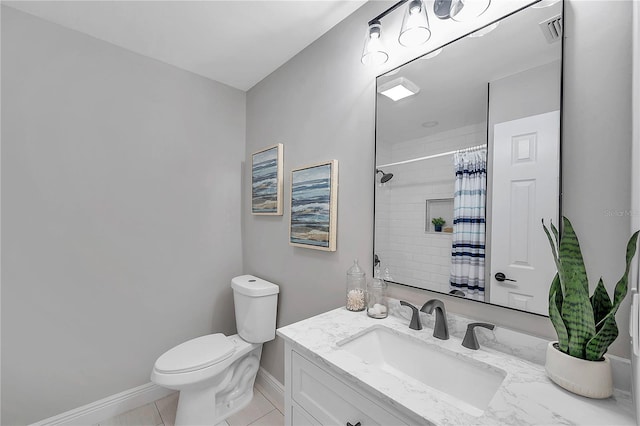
[374,1,562,316]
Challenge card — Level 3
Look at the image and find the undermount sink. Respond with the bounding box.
[337,325,506,416]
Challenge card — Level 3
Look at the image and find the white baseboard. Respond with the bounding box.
[255,367,284,413]
[29,369,283,426]
[29,383,174,426]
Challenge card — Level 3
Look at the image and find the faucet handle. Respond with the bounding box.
[462,322,495,350]
[400,301,422,330]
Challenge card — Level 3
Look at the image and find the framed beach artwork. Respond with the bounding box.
[252,143,283,215]
[289,160,338,251]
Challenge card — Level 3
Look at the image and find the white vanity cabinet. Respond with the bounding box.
[284,342,424,426]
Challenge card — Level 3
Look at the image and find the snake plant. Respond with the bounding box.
[542,217,639,361]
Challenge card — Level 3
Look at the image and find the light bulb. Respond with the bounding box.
[361,21,388,65]
[398,0,431,47]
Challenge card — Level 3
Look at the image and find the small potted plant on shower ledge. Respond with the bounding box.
[542,217,639,398]
[432,217,446,232]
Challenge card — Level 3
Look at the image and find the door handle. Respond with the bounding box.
[495,272,517,282]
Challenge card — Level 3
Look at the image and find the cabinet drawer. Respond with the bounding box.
[291,350,409,426]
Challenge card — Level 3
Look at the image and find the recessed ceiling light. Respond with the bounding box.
[377,77,420,101]
[468,22,500,38]
[421,120,439,128]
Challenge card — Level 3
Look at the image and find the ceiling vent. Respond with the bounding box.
[539,15,562,43]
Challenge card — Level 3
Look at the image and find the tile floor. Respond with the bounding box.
[96,387,283,426]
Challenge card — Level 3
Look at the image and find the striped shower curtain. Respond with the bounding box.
[450,147,487,301]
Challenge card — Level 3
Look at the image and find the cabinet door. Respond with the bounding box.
[291,351,409,426]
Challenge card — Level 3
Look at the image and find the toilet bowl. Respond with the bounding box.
[151,275,279,426]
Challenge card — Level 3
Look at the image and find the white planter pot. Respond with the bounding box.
[545,341,613,399]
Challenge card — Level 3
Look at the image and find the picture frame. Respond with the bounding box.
[289,160,338,251]
[251,143,283,215]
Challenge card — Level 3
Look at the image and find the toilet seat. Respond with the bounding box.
[154,334,235,374]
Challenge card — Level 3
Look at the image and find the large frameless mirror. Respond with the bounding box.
[374,0,562,316]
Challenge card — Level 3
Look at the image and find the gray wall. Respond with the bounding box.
[244,1,379,385]
[562,0,633,359]
[1,7,246,425]
[244,0,634,384]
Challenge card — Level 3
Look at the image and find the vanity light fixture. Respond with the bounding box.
[377,77,420,101]
[399,0,431,47]
[434,0,491,20]
[433,0,453,19]
[361,20,389,65]
[449,0,492,22]
[362,0,491,65]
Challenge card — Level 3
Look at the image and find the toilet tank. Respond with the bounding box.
[231,275,279,343]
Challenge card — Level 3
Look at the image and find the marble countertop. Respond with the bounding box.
[277,305,635,426]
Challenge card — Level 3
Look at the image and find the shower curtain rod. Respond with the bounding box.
[376,144,486,168]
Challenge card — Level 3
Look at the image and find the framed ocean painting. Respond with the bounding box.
[252,144,283,215]
[289,160,338,251]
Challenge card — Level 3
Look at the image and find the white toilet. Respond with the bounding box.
[151,275,279,426]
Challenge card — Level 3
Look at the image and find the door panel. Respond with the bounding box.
[490,111,560,315]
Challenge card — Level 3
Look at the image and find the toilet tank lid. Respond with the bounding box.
[232,275,279,297]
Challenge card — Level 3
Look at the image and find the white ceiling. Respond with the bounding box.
[4,0,367,91]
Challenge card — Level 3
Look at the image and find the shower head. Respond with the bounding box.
[376,169,394,183]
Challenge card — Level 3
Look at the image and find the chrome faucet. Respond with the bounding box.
[420,299,449,340]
